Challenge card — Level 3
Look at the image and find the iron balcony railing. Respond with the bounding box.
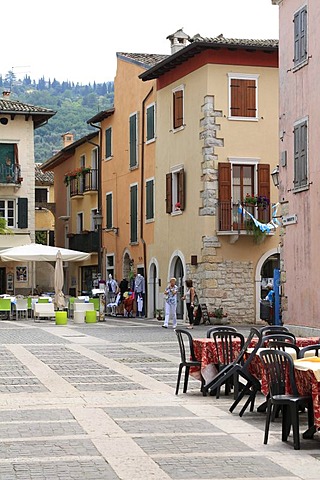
[0,163,22,185]
[218,201,271,232]
[68,231,98,252]
[70,169,98,197]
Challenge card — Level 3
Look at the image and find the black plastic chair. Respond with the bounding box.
[262,333,296,346]
[298,344,320,359]
[259,349,314,450]
[260,325,289,336]
[267,341,300,357]
[206,326,237,338]
[175,328,204,395]
[228,327,263,416]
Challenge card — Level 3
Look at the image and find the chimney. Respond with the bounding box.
[166,28,190,55]
[61,132,74,148]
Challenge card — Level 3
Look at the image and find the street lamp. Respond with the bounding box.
[93,211,103,278]
[271,165,280,188]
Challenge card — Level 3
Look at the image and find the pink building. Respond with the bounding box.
[273,0,320,326]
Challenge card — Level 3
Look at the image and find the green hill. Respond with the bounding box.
[0,72,114,162]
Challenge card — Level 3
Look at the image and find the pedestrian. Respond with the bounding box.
[182,279,196,329]
[162,277,178,329]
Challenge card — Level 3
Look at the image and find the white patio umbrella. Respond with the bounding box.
[54,250,65,310]
[0,243,91,294]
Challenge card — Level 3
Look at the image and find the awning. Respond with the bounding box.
[0,234,31,252]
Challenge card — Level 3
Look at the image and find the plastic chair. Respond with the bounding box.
[174,327,204,395]
[262,333,296,346]
[15,298,28,319]
[0,298,12,319]
[38,298,49,303]
[27,297,32,317]
[259,349,314,450]
[267,341,300,358]
[260,325,289,336]
[298,344,320,359]
[207,326,237,338]
[89,298,100,311]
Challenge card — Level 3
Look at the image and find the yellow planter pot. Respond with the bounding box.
[55,311,68,325]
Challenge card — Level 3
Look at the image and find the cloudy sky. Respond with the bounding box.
[2,0,279,85]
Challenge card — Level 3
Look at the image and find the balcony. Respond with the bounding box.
[68,231,98,253]
[0,163,22,186]
[218,201,271,233]
[69,169,98,197]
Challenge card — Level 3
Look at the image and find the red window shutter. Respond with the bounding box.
[173,90,183,129]
[178,169,185,210]
[230,79,241,116]
[218,163,231,231]
[258,164,270,221]
[245,80,256,117]
[166,173,172,213]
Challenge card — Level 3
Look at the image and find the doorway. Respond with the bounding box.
[0,268,6,293]
[173,257,184,319]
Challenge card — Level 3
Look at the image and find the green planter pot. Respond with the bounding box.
[55,311,68,325]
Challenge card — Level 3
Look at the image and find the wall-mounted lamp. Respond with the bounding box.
[93,211,103,229]
[271,165,280,188]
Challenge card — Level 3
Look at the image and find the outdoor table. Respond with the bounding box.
[192,336,320,386]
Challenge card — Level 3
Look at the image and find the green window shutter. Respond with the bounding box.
[18,198,28,228]
[146,105,155,141]
[129,114,137,168]
[146,179,154,220]
[105,128,112,159]
[106,193,113,229]
[130,185,138,243]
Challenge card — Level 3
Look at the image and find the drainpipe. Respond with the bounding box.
[87,127,102,278]
[140,87,154,315]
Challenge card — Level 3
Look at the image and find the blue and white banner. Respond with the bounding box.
[238,203,280,233]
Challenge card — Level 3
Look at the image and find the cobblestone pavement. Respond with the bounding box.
[0,316,319,479]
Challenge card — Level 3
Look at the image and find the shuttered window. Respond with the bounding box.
[173,89,184,129]
[218,163,270,231]
[146,104,155,142]
[230,78,257,118]
[294,120,308,189]
[106,193,113,229]
[105,127,112,159]
[129,113,138,168]
[17,198,28,228]
[165,169,185,214]
[146,179,154,220]
[294,7,307,66]
[130,184,138,243]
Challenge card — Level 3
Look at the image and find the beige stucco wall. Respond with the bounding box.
[150,61,280,322]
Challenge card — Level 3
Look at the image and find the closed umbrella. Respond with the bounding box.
[54,250,65,310]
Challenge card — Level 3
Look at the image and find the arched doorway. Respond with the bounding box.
[255,248,280,323]
[148,259,159,318]
[173,256,184,319]
[122,251,131,283]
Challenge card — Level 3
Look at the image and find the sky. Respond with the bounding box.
[2,0,279,85]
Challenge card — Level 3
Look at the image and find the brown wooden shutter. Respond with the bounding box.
[230,79,256,117]
[173,91,183,129]
[218,163,231,231]
[165,173,172,213]
[258,164,270,221]
[14,144,19,163]
[178,169,185,210]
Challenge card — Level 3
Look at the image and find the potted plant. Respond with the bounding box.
[245,219,267,244]
[208,306,228,325]
[155,309,164,321]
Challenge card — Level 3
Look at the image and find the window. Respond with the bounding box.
[106,192,113,229]
[172,86,184,130]
[146,104,155,142]
[294,119,308,189]
[294,6,307,67]
[106,254,115,280]
[229,74,258,119]
[35,188,48,203]
[146,178,154,221]
[105,127,112,159]
[91,148,98,190]
[0,199,15,227]
[77,212,84,233]
[130,184,138,243]
[218,162,270,231]
[0,143,19,183]
[165,167,185,214]
[129,113,138,168]
[80,154,86,168]
[91,209,97,231]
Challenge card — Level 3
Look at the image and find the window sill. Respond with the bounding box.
[171,210,182,216]
[146,138,156,145]
[145,218,154,224]
[293,59,309,73]
[292,184,309,194]
[105,156,113,161]
[172,125,185,133]
[227,116,259,122]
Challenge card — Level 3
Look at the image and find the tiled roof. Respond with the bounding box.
[0,98,56,128]
[190,34,278,49]
[35,163,54,184]
[117,52,169,68]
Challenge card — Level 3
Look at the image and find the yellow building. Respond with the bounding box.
[41,132,100,295]
[139,31,280,322]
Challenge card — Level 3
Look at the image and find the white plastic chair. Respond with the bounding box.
[15,298,28,320]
